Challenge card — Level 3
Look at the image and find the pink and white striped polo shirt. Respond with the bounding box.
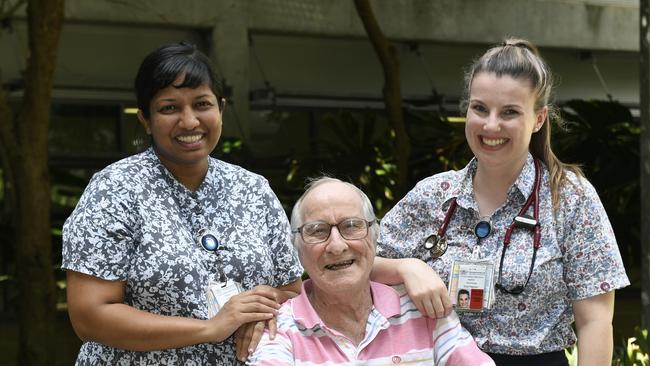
[248,280,495,366]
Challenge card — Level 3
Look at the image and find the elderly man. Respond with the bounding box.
[249,177,494,365]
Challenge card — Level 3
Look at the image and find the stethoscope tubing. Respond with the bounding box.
[426,159,543,295]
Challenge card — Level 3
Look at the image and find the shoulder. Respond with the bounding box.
[211,158,271,190]
[412,169,463,193]
[90,150,157,190]
[386,168,462,216]
[557,169,601,206]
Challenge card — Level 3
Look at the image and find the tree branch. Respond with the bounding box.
[353,0,410,195]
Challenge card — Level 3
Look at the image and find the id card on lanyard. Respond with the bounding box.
[448,260,495,312]
[206,279,243,318]
[197,229,243,318]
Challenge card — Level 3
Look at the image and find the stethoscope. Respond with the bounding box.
[423,158,542,295]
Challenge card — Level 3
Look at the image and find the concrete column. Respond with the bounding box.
[210,2,250,142]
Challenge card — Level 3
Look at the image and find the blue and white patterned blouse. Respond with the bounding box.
[62,148,303,365]
[377,153,629,355]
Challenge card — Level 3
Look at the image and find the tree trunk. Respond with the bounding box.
[0,0,64,364]
[353,0,410,197]
[640,0,650,328]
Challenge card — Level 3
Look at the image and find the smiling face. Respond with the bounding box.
[297,181,375,296]
[138,73,223,177]
[465,72,547,172]
[458,292,470,308]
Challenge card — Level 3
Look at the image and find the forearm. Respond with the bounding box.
[370,257,409,284]
[573,292,615,366]
[72,302,213,351]
[576,320,613,366]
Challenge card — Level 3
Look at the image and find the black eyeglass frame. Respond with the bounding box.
[291,218,376,244]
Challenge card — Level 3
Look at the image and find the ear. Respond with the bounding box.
[534,106,548,132]
[137,110,152,135]
[218,98,226,117]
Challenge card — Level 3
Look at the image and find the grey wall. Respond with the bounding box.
[0,0,640,142]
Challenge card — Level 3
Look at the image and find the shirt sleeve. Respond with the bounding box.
[61,170,138,280]
[261,181,303,287]
[377,182,436,261]
[561,178,630,300]
[431,312,495,366]
[248,323,295,365]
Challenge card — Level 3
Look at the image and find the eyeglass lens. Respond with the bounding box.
[301,218,370,243]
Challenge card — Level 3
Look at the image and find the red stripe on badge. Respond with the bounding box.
[470,289,484,309]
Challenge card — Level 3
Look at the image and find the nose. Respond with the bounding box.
[178,106,199,129]
[325,226,348,255]
[482,113,501,132]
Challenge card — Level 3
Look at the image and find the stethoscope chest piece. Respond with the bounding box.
[424,234,448,258]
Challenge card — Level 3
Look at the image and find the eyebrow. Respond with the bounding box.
[155,98,177,104]
[194,94,214,100]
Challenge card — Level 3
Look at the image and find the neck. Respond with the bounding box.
[308,285,373,346]
[171,166,207,191]
[157,154,208,192]
[473,157,527,217]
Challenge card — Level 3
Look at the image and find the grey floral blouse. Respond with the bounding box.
[62,148,303,365]
[377,154,629,355]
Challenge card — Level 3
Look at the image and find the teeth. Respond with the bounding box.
[177,134,203,143]
[324,260,354,270]
[482,137,507,146]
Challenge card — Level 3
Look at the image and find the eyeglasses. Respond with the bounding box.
[292,218,375,244]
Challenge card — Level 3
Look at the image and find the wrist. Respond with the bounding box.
[201,316,229,343]
[396,258,416,281]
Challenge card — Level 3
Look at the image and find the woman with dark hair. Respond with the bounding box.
[372,38,629,366]
[62,42,303,365]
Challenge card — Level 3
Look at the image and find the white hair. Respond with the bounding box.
[290,177,378,253]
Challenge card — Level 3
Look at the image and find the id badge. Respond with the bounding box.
[448,260,495,312]
[205,279,242,318]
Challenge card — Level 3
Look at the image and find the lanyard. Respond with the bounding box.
[425,158,542,295]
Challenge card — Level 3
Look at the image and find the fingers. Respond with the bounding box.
[234,325,249,361]
[208,310,273,343]
[248,285,282,302]
[268,316,277,340]
[441,292,453,317]
[234,291,281,309]
[246,321,266,358]
[234,320,267,362]
[432,296,447,319]
[234,321,255,361]
[418,297,436,319]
